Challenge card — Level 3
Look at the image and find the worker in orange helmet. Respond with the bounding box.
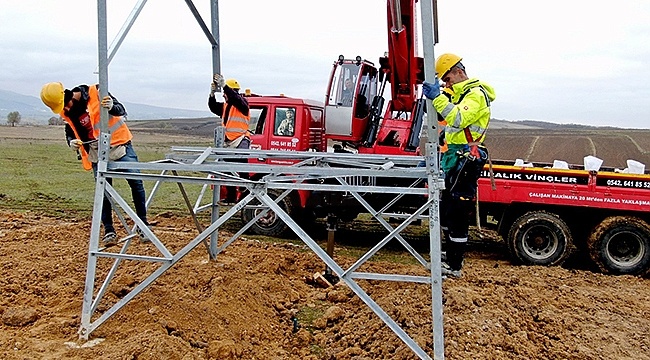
[422,53,496,278]
[40,82,150,247]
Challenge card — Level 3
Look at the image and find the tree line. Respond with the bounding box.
[5,111,65,126]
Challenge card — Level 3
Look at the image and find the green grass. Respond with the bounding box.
[295,304,325,333]
[0,138,211,218]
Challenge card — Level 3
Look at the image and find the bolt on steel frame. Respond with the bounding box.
[84,1,445,359]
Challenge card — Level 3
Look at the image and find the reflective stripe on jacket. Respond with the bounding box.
[87,85,133,146]
[222,104,251,141]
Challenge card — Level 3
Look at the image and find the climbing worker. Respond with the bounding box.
[422,53,496,278]
[208,74,251,149]
[207,74,252,204]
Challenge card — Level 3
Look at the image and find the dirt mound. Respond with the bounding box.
[1,210,649,359]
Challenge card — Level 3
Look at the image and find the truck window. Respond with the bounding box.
[275,107,296,137]
[355,72,376,119]
[310,108,323,126]
[329,63,359,107]
[250,107,267,135]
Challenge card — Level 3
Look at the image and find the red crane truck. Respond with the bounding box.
[238,93,650,276]
[478,161,650,275]
[232,0,650,276]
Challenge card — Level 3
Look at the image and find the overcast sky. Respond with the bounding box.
[2,1,650,128]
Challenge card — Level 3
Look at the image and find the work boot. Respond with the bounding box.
[441,262,462,279]
[445,240,466,272]
[102,231,118,248]
[136,225,152,243]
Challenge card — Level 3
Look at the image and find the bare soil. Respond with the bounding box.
[1,125,650,359]
[1,210,649,360]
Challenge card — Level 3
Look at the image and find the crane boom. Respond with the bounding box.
[383,0,424,112]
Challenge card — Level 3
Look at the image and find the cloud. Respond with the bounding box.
[2,0,650,128]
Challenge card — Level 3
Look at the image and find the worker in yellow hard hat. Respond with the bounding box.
[434,53,463,86]
[421,53,497,278]
[207,74,252,204]
[40,81,150,247]
[208,74,251,148]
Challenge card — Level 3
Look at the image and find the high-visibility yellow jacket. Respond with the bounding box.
[433,78,496,145]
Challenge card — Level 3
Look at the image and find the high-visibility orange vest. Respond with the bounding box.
[87,85,132,146]
[60,84,133,170]
[221,105,251,141]
[61,115,94,171]
[439,120,448,153]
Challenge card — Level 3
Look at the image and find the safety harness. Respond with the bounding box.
[458,85,496,190]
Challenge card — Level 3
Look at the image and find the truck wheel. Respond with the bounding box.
[507,211,572,266]
[587,216,650,275]
[241,189,293,237]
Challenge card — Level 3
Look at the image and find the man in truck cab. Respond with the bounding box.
[276,108,296,136]
[422,53,497,278]
[340,78,355,106]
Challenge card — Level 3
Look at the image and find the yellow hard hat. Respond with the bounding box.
[40,82,65,114]
[435,53,462,79]
[225,78,240,90]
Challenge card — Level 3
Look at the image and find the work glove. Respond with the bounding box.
[213,92,225,102]
[213,73,226,88]
[69,139,83,151]
[101,95,114,110]
[210,81,217,95]
[422,79,441,100]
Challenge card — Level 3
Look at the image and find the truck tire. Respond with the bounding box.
[507,211,572,266]
[587,216,650,275]
[241,189,293,237]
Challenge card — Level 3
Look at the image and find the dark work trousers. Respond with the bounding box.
[92,143,149,233]
[224,137,251,202]
[440,148,487,271]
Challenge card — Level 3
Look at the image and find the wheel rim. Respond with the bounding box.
[521,224,559,260]
[606,230,644,267]
[254,208,278,229]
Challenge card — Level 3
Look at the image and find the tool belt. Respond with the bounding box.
[445,144,488,200]
[224,134,249,149]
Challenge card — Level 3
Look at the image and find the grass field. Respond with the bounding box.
[0,125,214,217]
[3,122,650,218]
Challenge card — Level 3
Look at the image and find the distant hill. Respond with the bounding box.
[491,119,622,131]
[487,118,626,131]
[1,88,622,132]
[0,89,212,124]
[127,118,650,170]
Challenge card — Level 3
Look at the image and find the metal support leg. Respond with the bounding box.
[324,214,339,284]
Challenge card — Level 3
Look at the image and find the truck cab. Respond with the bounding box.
[246,96,327,163]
